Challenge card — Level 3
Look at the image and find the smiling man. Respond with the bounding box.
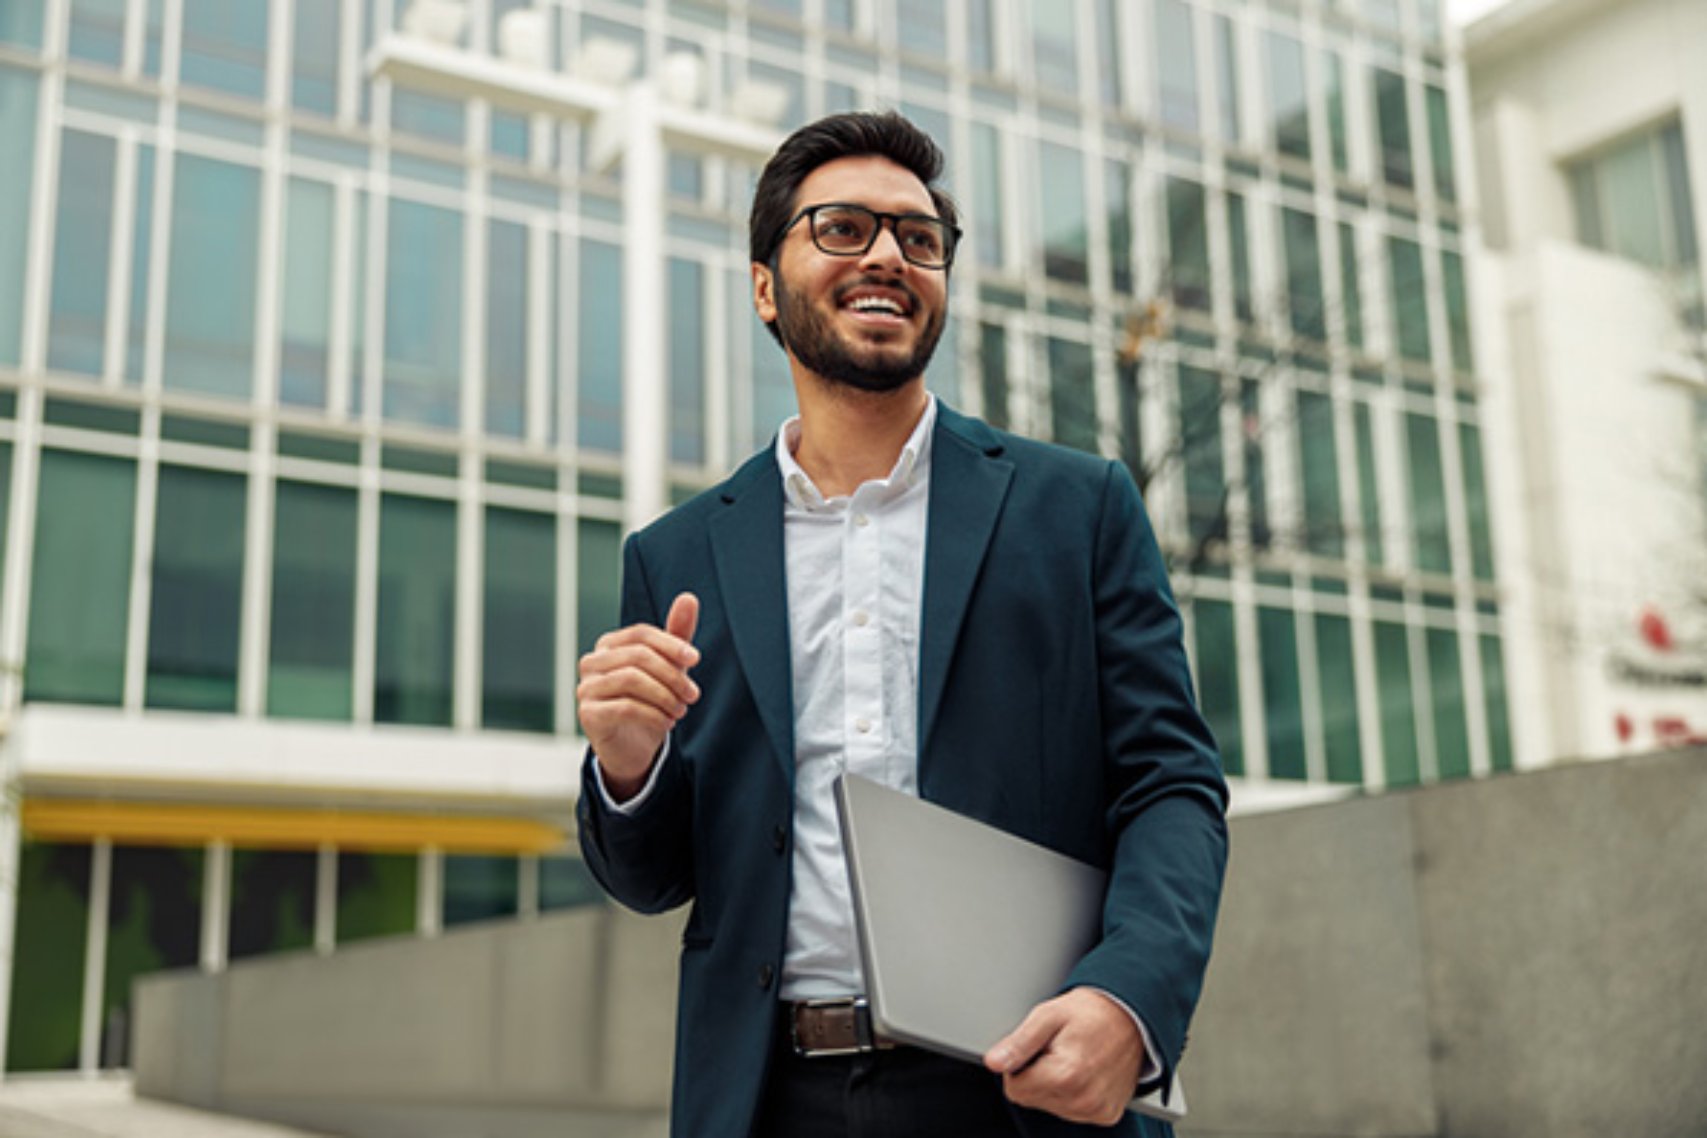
[575,111,1227,1138]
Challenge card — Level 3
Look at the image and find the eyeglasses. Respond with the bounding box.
[778,203,961,269]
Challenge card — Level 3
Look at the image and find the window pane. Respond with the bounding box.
[540,856,603,911]
[1267,30,1309,162]
[1406,413,1451,574]
[576,518,621,663]
[1661,122,1698,266]
[979,323,1009,431]
[1354,402,1383,565]
[1374,68,1413,191]
[1228,192,1253,322]
[486,219,527,438]
[336,852,417,943]
[375,494,456,726]
[269,480,357,719]
[972,124,1003,270]
[1441,249,1472,372]
[1426,85,1455,203]
[0,66,37,367]
[165,154,260,398]
[385,199,462,429]
[668,258,706,465]
[1315,613,1362,783]
[1480,634,1514,772]
[292,0,338,115]
[1375,621,1419,786]
[1049,337,1097,453]
[1155,0,1199,133]
[6,843,90,1073]
[27,451,136,704]
[1180,365,1226,548]
[229,850,316,960]
[280,178,334,408]
[484,507,555,732]
[70,0,126,66]
[180,0,268,99]
[1214,15,1239,143]
[1106,159,1134,295]
[1297,391,1344,557]
[1459,423,1494,581]
[103,845,203,1068]
[1026,0,1077,95]
[1240,379,1270,549]
[1601,132,1666,267]
[1282,207,1324,339]
[0,4,44,47]
[1039,142,1089,285]
[898,1,947,60]
[443,855,518,927]
[146,466,246,711]
[0,443,11,582]
[123,145,155,385]
[1387,236,1430,363]
[578,238,622,451]
[1427,627,1470,779]
[1167,179,1211,311]
[1259,607,1306,779]
[48,130,118,377]
[1323,50,1348,174]
[390,89,464,146]
[1339,222,1363,349]
[1570,164,1604,251]
[1116,320,1140,484]
[1193,599,1242,776]
[1096,0,1122,106]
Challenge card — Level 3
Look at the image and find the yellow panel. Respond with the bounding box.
[20,799,566,855]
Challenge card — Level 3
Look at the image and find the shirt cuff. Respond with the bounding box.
[1083,987,1163,1088]
[592,736,672,815]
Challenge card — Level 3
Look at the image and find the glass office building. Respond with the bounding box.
[0,0,1510,1074]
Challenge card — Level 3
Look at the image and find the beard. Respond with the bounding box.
[771,271,945,394]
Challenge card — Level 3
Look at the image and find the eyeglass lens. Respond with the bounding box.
[810,205,952,266]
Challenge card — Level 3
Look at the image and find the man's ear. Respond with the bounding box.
[752,261,777,323]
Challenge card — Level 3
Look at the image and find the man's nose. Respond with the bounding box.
[859,219,907,271]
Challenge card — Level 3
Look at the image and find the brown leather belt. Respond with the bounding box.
[788,998,897,1057]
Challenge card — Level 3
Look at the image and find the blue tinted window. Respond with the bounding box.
[124,145,155,385]
[165,154,260,398]
[180,0,268,99]
[0,4,44,48]
[0,67,39,367]
[668,258,706,465]
[1039,142,1089,285]
[281,178,334,408]
[486,219,527,438]
[1155,0,1198,133]
[577,239,622,452]
[292,0,338,116]
[69,0,125,67]
[1026,0,1076,95]
[48,130,118,377]
[384,199,462,429]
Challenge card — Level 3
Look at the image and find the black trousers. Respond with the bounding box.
[752,1013,1025,1138]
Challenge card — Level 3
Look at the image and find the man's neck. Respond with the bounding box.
[790,375,930,499]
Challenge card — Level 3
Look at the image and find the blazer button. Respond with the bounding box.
[757,963,775,991]
[771,824,787,854]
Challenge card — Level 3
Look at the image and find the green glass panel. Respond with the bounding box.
[1441,249,1473,373]
[0,66,38,366]
[27,451,136,704]
[1282,208,1324,339]
[1387,236,1430,364]
[6,843,90,1073]
[1374,67,1413,190]
[292,0,338,115]
[443,855,518,927]
[579,238,623,452]
[1039,141,1089,286]
[540,856,604,911]
[1155,0,1198,133]
[1339,222,1363,350]
[375,494,456,726]
[0,4,44,47]
[1193,599,1242,776]
[145,466,246,711]
[486,218,527,439]
[1354,403,1383,566]
[1459,423,1494,581]
[1116,325,1140,486]
[979,323,1009,431]
[1214,15,1238,143]
[1259,607,1306,780]
[1179,366,1226,548]
[229,850,316,959]
[48,130,117,376]
[1323,50,1348,174]
[1428,627,1470,779]
[1298,391,1344,558]
[1048,337,1097,454]
[668,257,706,465]
[336,852,417,943]
[576,516,621,732]
[1228,192,1253,322]
[1375,621,1420,787]
[0,442,11,586]
[165,154,260,399]
[1242,380,1269,549]
[1166,179,1210,311]
[280,177,334,408]
[1316,613,1363,783]
[1267,30,1309,161]
[1406,413,1451,574]
[103,845,203,1067]
[1481,634,1514,773]
[1426,85,1455,203]
[484,507,555,733]
[1026,0,1076,94]
[384,198,461,428]
[971,123,1002,270]
[1106,158,1134,295]
[268,481,357,720]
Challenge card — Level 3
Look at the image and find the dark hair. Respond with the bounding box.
[748,110,959,269]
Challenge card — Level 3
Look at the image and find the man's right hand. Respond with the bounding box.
[577,592,702,802]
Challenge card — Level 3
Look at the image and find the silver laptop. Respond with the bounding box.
[834,773,1186,1124]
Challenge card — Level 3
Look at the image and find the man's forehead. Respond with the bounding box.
[793,155,936,214]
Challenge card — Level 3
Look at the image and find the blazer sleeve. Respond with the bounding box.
[1065,460,1229,1097]
[575,532,698,915]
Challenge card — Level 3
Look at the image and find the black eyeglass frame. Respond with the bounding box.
[775,202,963,269]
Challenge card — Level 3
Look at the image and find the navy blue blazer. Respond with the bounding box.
[578,404,1228,1138]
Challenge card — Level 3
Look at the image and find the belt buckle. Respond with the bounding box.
[791,997,873,1058]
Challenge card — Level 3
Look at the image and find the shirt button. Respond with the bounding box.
[853,513,870,528]
[772,824,787,854]
[852,610,869,627]
[855,718,872,734]
[757,963,775,991]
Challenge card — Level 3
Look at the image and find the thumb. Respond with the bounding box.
[665,592,700,649]
[984,1001,1064,1074]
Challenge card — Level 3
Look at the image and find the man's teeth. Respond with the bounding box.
[848,297,904,315]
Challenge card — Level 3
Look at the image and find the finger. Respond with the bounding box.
[580,642,701,698]
[577,661,697,716]
[984,1001,1065,1074]
[595,618,698,668]
[665,592,700,652]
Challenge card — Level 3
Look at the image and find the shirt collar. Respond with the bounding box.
[775,394,937,511]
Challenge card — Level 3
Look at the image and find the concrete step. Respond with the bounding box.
[0,1077,332,1138]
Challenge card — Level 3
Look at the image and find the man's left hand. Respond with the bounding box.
[983,988,1143,1127]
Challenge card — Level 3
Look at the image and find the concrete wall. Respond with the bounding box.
[136,747,1707,1138]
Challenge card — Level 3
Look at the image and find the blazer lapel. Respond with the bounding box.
[708,453,796,784]
[917,407,1013,759]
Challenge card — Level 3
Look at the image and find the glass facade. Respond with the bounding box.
[1,0,1507,1073]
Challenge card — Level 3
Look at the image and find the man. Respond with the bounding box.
[576,111,1226,1138]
